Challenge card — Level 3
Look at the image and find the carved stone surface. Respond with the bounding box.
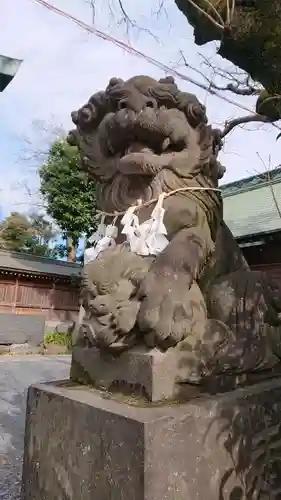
[67,74,281,390]
[71,346,181,402]
[21,378,281,499]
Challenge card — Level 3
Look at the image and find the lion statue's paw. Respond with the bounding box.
[137,270,207,348]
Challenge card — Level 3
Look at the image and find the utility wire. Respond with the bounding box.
[32,0,279,130]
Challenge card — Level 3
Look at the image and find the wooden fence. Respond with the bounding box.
[0,277,79,321]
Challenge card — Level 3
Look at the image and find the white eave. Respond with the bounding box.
[0,54,22,77]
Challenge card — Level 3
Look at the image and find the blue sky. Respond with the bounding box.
[0,0,280,220]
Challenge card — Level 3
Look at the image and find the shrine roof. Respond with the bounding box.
[222,167,281,239]
[0,250,82,279]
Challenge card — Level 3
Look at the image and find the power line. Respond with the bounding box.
[31,0,277,126]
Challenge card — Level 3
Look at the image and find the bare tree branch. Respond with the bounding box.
[13,179,46,212]
[89,0,96,23]
[178,51,262,97]
[14,120,66,216]
[117,0,132,26]
[221,114,273,138]
[199,53,261,96]
[12,201,47,210]
[19,119,65,168]
[151,0,171,28]
[85,0,160,41]
[184,0,224,30]
[153,0,166,18]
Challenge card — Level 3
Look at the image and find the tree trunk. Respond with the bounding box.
[67,236,77,263]
[174,0,281,94]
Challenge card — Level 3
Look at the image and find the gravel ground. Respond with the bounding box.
[0,355,71,500]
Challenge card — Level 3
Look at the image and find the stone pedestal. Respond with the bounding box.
[71,346,181,402]
[21,378,281,499]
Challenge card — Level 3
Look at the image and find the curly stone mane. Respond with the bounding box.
[67,75,225,215]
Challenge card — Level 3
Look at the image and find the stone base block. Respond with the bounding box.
[0,312,45,345]
[21,378,281,499]
[71,346,181,402]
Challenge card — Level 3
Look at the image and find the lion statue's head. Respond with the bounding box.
[67,75,225,212]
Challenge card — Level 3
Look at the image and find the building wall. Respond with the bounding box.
[1,244,281,323]
[250,263,281,287]
[241,237,281,287]
[0,275,79,321]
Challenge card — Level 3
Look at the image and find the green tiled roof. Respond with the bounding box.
[221,168,281,238]
[0,250,82,277]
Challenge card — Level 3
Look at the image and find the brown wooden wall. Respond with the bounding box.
[250,263,281,287]
[0,275,79,321]
[1,242,281,323]
[241,237,281,288]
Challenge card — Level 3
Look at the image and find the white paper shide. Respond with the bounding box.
[84,195,169,263]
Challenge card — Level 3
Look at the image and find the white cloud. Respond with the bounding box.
[0,0,280,216]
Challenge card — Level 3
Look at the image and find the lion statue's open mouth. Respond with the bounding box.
[67,75,218,187]
[100,105,193,176]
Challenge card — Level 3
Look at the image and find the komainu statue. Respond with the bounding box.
[67,75,281,394]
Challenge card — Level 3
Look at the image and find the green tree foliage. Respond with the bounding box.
[0,211,56,256]
[39,140,97,261]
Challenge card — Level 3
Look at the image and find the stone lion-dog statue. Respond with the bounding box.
[67,74,281,388]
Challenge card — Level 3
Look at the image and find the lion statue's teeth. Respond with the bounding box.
[126,143,148,154]
[162,138,170,152]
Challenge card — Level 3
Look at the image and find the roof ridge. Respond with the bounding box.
[0,249,81,268]
[221,166,281,197]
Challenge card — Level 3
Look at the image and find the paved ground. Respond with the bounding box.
[0,355,71,500]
